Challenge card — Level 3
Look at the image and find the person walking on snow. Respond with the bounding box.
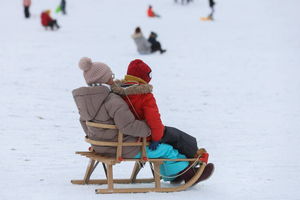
[40,10,60,30]
[147,5,160,18]
[23,0,31,18]
[208,0,216,20]
[60,0,66,15]
[72,57,212,183]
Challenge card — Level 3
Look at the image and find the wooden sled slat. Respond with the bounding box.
[76,151,200,162]
[85,138,150,147]
[71,178,155,185]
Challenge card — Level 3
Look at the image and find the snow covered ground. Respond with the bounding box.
[0,0,299,199]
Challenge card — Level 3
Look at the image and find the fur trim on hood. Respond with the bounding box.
[111,79,153,96]
[131,32,144,39]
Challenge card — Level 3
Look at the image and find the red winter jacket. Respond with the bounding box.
[41,12,52,26]
[112,77,164,142]
[147,8,155,17]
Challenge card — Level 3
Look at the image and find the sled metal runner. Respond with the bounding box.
[71,122,208,194]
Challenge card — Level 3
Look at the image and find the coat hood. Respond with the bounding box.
[131,32,144,39]
[72,86,110,121]
[111,79,153,96]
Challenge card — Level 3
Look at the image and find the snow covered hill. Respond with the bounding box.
[0,0,299,199]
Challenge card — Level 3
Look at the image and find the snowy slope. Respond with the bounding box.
[0,0,300,199]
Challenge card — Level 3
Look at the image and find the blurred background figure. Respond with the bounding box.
[148,32,166,54]
[208,0,216,20]
[23,0,31,18]
[147,5,160,18]
[174,0,193,5]
[131,27,166,54]
[55,0,67,15]
[40,10,60,30]
[131,27,151,54]
[60,0,66,15]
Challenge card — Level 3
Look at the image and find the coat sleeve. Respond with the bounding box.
[105,94,151,138]
[142,93,164,141]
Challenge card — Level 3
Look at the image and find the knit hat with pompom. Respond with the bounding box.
[78,57,113,85]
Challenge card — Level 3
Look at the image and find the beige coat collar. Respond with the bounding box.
[111,79,153,96]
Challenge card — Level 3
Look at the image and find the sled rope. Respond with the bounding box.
[125,93,142,120]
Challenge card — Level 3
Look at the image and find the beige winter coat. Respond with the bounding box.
[72,85,150,158]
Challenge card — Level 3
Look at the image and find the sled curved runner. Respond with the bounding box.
[71,122,208,194]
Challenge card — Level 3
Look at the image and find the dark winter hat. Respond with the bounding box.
[127,59,152,83]
[150,32,157,37]
[78,57,113,85]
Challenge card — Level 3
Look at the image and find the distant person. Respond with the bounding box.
[40,10,60,30]
[208,0,216,20]
[148,31,166,54]
[23,0,31,18]
[131,27,166,54]
[174,0,193,4]
[55,0,66,15]
[60,0,66,15]
[147,5,160,18]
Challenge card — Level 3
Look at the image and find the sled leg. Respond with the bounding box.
[153,162,162,189]
[107,164,113,190]
[102,163,108,178]
[95,164,114,193]
[83,159,97,183]
[130,161,142,183]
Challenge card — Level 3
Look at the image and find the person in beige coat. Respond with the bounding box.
[72,57,195,182]
[72,57,151,158]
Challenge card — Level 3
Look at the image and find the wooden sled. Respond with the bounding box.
[71,122,209,194]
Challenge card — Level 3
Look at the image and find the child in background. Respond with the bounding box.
[148,32,166,54]
[40,10,60,30]
[147,5,160,18]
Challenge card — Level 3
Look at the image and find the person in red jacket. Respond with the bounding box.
[40,10,60,30]
[111,59,202,158]
[147,5,160,18]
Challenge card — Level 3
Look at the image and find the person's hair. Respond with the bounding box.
[135,27,141,34]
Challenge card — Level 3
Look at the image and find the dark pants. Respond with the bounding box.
[208,7,215,19]
[24,6,30,18]
[161,126,199,158]
[61,5,66,15]
[48,20,60,30]
[151,41,164,53]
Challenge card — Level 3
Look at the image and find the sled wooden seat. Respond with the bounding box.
[71,122,208,194]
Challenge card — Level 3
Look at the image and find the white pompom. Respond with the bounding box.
[79,57,92,71]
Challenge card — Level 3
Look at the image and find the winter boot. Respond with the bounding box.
[171,165,198,184]
[160,49,167,54]
[193,163,214,185]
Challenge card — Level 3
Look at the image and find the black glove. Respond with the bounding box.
[149,141,160,151]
